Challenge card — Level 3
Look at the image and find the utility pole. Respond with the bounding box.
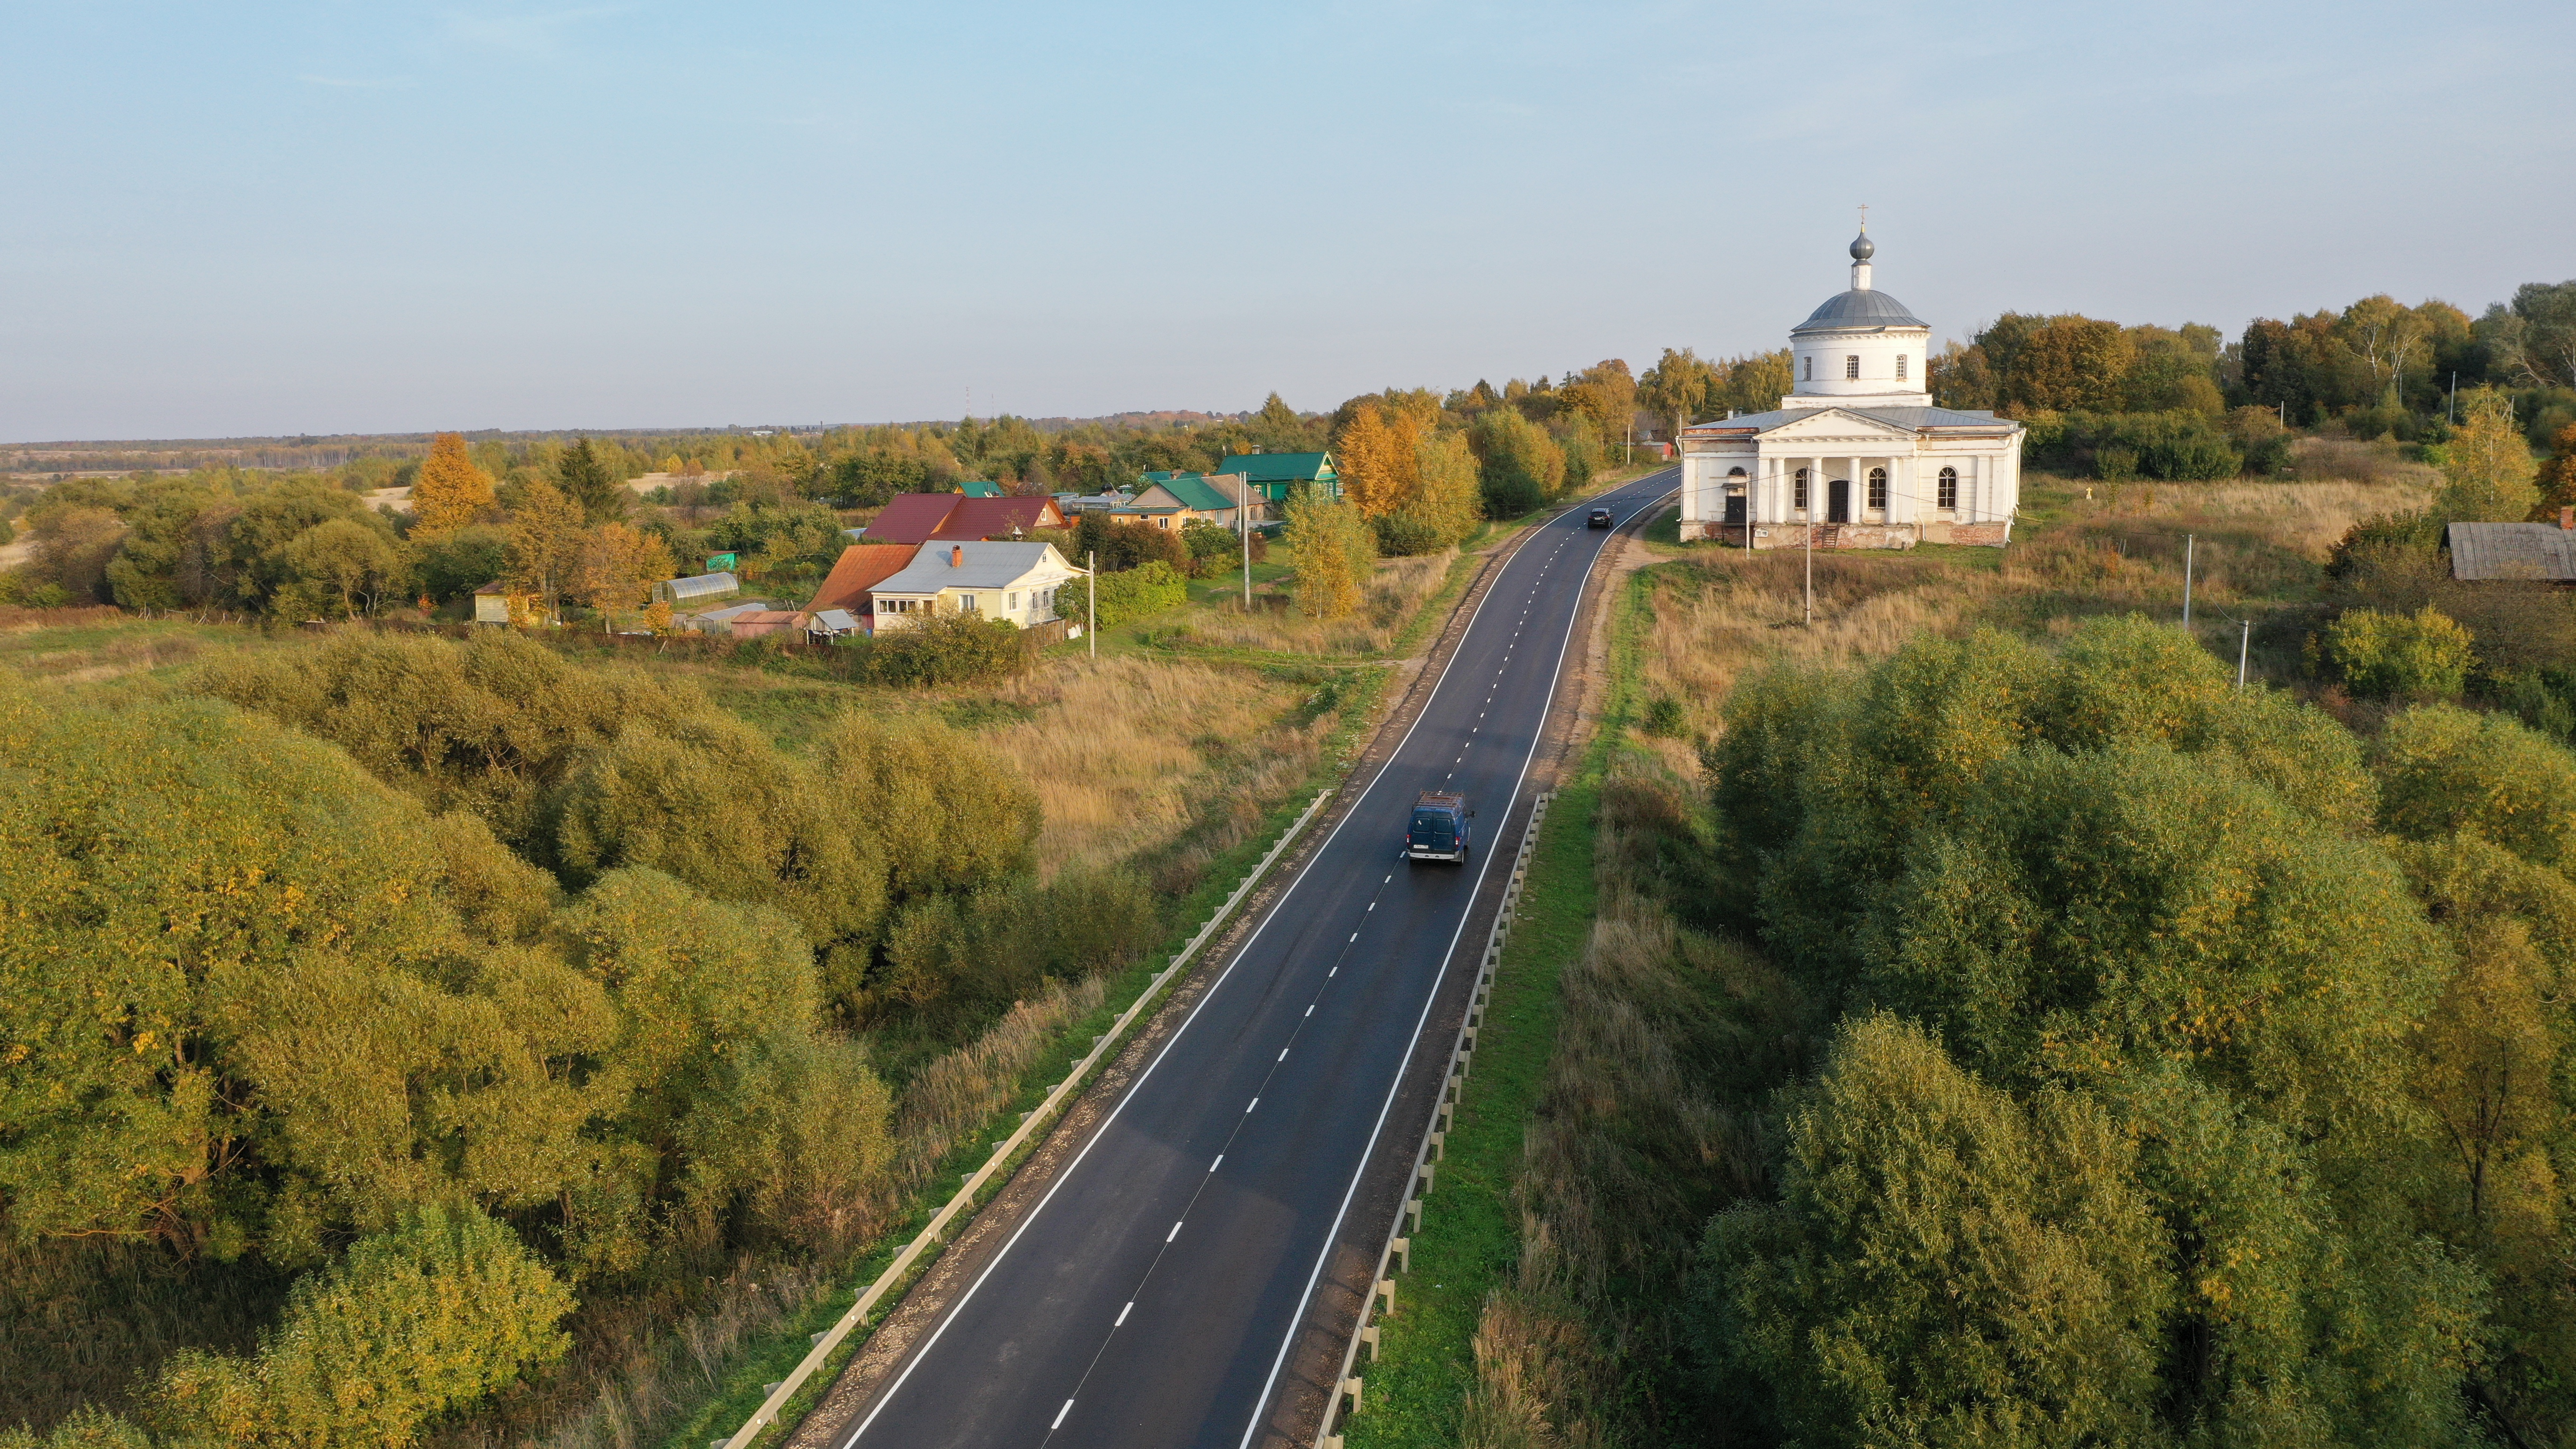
[1087,550,1096,660]
[2237,618,2251,688]
[2449,371,2458,425]
[1240,478,1252,609]
[2181,534,2195,629]
[1804,519,1813,626]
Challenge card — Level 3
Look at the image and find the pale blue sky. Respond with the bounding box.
[5,1,2569,441]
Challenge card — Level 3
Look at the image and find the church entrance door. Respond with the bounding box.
[1828,479,1851,523]
[1723,492,1746,524]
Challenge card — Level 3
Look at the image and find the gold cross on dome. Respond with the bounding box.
[1859,203,1868,231]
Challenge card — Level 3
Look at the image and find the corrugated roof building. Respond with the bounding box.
[2449,520,2576,580]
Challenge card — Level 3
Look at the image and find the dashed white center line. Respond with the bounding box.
[1304,1004,1314,1016]
[1349,932,1359,942]
[1167,1221,1183,1242]
[1116,1302,1133,1327]
[1054,1399,1075,1430]
[1278,1048,1289,1061]
[1247,1098,1259,1112]
[1368,902,1376,910]
[1209,1155,1223,1172]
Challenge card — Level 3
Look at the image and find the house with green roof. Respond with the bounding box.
[1130,472,1253,528]
[1214,452,1336,503]
[958,479,1006,498]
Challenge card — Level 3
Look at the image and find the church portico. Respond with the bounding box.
[1678,228,2024,548]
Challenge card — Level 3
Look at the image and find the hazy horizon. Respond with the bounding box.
[8,0,2571,443]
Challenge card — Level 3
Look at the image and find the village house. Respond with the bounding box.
[1125,471,1255,529]
[1676,229,2025,548]
[471,580,540,625]
[2448,514,2576,580]
[796,541,922,636]
[859,493,1069,544]
[867,540,1085,630]
[1214,451,1338,504]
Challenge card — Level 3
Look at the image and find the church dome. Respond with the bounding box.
[1849,230,1874,261]
[1792,288,1927,332]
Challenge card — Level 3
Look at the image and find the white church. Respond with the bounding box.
[1678,229,2024,547]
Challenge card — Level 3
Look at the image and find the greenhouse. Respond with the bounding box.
[650,571,740,606]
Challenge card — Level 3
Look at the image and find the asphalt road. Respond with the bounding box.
[842,470,1679,1449]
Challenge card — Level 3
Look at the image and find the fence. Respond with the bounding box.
[1316,791,1552,1449]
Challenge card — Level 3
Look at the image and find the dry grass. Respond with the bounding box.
[986,655,1328,873]
[1459,765,1811,1448]
[2088,475,2433,559]
[1175,550,1458,656]
[889,977,1105,1186]
[1630,551,1982,743]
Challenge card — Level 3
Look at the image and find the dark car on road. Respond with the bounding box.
[1587,507,1612,528]
[1407,790,1473,863]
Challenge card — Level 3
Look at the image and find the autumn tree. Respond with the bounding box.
[411,432,496,536]
[570,522,676,629]
[2435,388,2540,523]
[1556,359,1636,442]
[1637,347,1719,437]
[1467,408,1565,517]
[1411,431,1482,546]
[504,480,583,623]
[1335,402,1422,519]
[277,517,409,619]
[1283,488,1373,618]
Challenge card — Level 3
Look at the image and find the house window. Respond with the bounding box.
[1845,355,1860,380]
[959,594,978,612]
[1938,467,1958,510]
[1868,467,1888,512]
[1802,355,1812,382]
[1008,592,1020,611]
[1895,354,1908,380]
[1794,467,1810,511]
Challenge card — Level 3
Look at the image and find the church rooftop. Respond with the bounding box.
[1791,288,1928,331]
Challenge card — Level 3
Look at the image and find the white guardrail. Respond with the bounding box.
[717,787,1335,1449]
[1316,790,1553,1449]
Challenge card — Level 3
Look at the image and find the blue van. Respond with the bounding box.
[1406,790,1473,863]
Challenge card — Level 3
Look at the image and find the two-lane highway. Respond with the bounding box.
[840,470,1677,1449]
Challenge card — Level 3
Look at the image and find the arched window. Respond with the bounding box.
[1867,467,1888,512]
[1938,466,1958,510]
[1794,467,1810,511]
[1895,354,1908,380]
[1802,355,1813,382]
[1845,354,1860,379]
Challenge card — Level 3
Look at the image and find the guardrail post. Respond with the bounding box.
[1374,1277,1397,1316]
[1389,1237,1411,1273]
[1359,1323,1381,1362]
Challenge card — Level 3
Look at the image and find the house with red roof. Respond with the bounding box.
[858,493,1067,544]
[796,542,922,634]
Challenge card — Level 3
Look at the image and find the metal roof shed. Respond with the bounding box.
[653,571,741,605]
[2448,522,2576,581]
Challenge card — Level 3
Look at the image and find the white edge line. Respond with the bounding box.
[837,504,1564,1446]
[1238,473,1676,1449]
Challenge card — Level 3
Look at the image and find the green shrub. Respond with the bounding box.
[1369,512,1446,557]
[863,611,1030,686]
[2319,605,2473,701]
[2374,702,2576,872]
[145,1206,572,1449]
[1089,559,1186,628]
